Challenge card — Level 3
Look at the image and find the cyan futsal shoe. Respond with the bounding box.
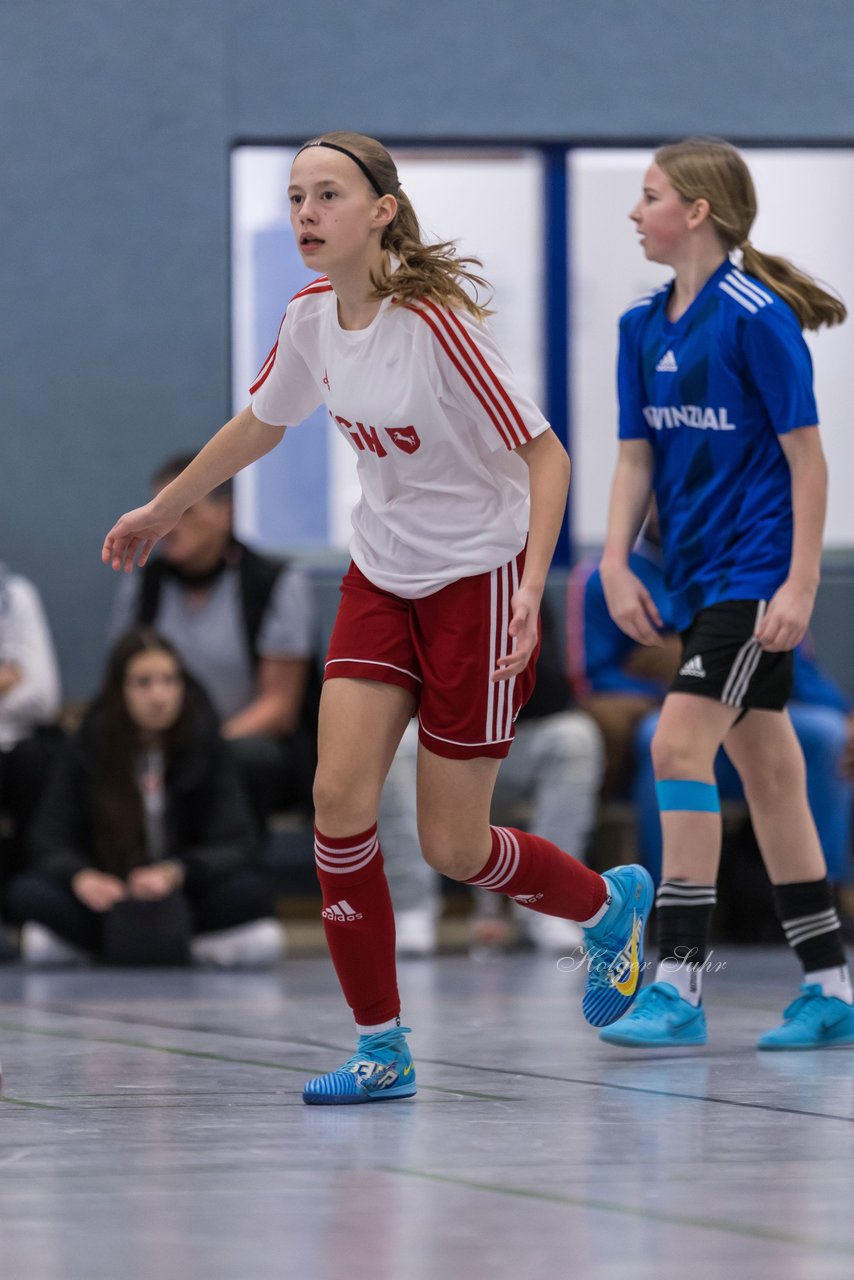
[599,981,708,1047]
[582,864,654,1027]
[758,984,854,1051]
[303,1026,416,1105]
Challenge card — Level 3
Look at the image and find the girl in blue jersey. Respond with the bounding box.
[598,137,854,1050]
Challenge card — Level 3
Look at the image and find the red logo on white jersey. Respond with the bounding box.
[384,425,421,455]
[322,368,331,391]
[334,415,388,458]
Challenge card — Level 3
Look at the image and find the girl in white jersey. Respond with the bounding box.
[103,131,654,1104]
[598,137,854,1053]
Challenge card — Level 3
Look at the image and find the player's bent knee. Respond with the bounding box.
[650,731,703,779]
[419,833,487,881]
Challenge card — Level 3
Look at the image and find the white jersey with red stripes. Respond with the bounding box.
[250,278,550,598]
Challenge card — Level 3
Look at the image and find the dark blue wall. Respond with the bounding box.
[3,0,854,695]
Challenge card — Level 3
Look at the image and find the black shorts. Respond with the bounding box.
[670,599,793,712]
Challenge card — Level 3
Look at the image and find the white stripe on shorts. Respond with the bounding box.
[485,558,519,745]
[721,602,766,707]
[503,556,520,740]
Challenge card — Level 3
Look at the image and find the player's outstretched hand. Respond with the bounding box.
[600,562,664,646]
[493,584,540,682]
[102,501,180,572]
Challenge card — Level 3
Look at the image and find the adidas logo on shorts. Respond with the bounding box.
[321,900,363,922]
[679,654,706,679]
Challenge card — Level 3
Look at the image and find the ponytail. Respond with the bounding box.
[372,188,493,319]
[740,242,846,331]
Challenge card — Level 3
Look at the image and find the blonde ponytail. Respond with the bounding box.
[740,242,846,331]
[656,138,846,331]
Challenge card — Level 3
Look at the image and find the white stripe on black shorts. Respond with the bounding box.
[670,599,794,712]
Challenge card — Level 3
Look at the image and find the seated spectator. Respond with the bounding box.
[108,454,317,841]
[569,519,854,886]
[7,629,284,968]
[380,597,604,955]
[0,560,63,941]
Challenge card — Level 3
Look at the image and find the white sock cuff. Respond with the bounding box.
[656,956,703,1006]
[805,965,854,1004]
[578,882,612,929]
[356,1016,402,1035]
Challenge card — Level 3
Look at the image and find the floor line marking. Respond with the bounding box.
[0,1095,63,1110]
[383,1166,854,1255]
[0,1021,515,1102]
[2,1006,850,1120]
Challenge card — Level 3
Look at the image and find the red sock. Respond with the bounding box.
[465,826,607,921]
[314,824,400,1027]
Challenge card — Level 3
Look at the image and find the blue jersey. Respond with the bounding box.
[618,259,818,630]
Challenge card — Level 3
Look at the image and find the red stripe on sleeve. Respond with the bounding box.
[291,280,333,302]
[405,305,515,449]
[249,338,280,395]
[420,302,531,448]
[249,281,333,396]
[445,309,532,444]
[422,302,522,446]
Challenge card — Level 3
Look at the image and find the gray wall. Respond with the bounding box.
[3,0,854,696]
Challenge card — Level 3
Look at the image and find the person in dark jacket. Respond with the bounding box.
[7,628,284,967]
[108,455,318,840]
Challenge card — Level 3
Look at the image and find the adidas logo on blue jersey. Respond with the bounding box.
[656,349,678,372]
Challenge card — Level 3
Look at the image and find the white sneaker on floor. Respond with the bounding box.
[514,908,584,954]
[395,906,439,957]
[21,923,91,968]
[190,919,286,969]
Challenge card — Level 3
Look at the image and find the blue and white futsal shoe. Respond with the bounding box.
[758,984,854,1051]
[599,981,708,1047]
[582,864,654,1027]
[303,1026,416,1105]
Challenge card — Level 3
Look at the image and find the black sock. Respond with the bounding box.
[656,881,717,963]
[772,878,845,972]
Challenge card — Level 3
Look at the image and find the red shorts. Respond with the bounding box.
[324,553,540,760]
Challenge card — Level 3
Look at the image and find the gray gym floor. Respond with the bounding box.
[1,946,853,1280]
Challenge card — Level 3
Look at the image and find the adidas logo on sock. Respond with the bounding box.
[679,654,706,678]
[321,900,363,922]
[656,349,678,372]
[513,892,544,905]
